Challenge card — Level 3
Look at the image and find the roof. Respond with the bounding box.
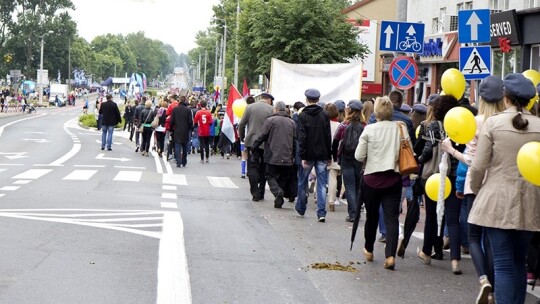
[341,0,375,14]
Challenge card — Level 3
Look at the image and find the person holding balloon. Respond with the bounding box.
[468,73,540,304]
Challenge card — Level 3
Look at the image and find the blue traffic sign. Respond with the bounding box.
[458,9,491,43]
[389,56,418,90]
[379,21,425,54]
[459,46,491,80]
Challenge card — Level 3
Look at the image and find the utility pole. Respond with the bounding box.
[222,22,227,103]
[234,0,240,88]
[198,53,202,84]
[204,49,207,89]
[68,39,71,90]
[214,39,219,83]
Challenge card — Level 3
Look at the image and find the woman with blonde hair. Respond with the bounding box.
[139,100,156,156]
[361,99,374,126]
[355,96,409,270]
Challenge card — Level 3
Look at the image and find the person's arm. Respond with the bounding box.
[238,108,249,142]
[469,120,493,194]
[252,119,271,149]
[418,121,438,164]
[297,114,307,161]
[441,138,470,165]
[355,128,368,164]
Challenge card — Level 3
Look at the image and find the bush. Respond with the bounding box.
[145,89,157,97]
[79,114,97,128]
[116,117,125,129]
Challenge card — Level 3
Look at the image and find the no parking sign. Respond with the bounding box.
[389,56,418,90]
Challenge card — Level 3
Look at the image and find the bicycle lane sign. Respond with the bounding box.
[379,21,425,54]
[389,56,418,90]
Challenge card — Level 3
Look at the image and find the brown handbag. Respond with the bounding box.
[397,123,419,176]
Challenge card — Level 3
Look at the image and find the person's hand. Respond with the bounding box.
[441,138,454,153]
[302,160,308,169]
[327,159,332,166]
[456,191,464,199]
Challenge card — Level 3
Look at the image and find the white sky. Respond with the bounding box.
[70,0,220,54]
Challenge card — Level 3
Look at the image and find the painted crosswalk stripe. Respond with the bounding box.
[0,169,6,173]
[63,170,98,181]
[161,202,178,209]
[162,193,177,200]
[207,176,238,189]
[12,169,52,180]
[113,171,142,182]
[162,174,187,186]
[13,180,32,185]
[0,186,20,191]
[162,185,177,191]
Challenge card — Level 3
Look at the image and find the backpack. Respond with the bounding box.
[341,122,363,160]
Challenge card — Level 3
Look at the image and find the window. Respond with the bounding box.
[490,0,510,10]
[432,17,439,34]
[532,45,540,72]
[464,1,473,10]
[492,47,522,78]
[440,7,447,20]
[525,0,539,8]
[457,3,463,11]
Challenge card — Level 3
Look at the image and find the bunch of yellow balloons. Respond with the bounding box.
[441,68,466,100]
[425,173,452,201]
[522,69,540,110]
[444,107,477,144]
[232,99,247,118]
[517,141,540,186]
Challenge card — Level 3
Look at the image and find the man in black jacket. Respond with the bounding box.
[295,89,332,222]
[99,94,121,151]
[169,97,193,167]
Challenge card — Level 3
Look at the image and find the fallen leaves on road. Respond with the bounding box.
[309,261,357,272]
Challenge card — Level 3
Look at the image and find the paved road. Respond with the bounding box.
[0,102,539,304]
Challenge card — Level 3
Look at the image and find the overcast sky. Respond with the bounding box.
[70,0,220,54]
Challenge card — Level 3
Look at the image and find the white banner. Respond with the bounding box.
[269,59,363,105]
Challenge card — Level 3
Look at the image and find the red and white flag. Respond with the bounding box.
[222,83,242,143]
[242,78,250,98]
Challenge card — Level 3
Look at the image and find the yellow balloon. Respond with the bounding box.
[517,141,540,186]
[522,70,540,86]
[415,125,421,139]
[425,173,452,201]
[441,68,466,100]
[444,107,476,144]
[232,98,247,118]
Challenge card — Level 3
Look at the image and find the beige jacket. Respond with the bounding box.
[469,107,540,231]
[355,120,400,175]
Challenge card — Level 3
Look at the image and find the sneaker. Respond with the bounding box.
[107,148,112,151]
[101,147,105,150]
[241,174,246,179]
[294,205,304,217]
[345,216,354,223]
[252,196,260,202]
[318,216,325,223]
[378,235,386,243]
[431,252,444,260]
[334,199,341,206]
[274,193,284,208]
[226,153,230,159]
[477,277,492,304]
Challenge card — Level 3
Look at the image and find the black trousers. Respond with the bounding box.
[266,164,289,198]
[247,147,266,199]
[362,178,402,258]
[199,136,210,160]
[155,131,166,153]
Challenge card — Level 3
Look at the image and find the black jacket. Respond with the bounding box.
[99,100,121,126]
[170,103,193,144]
[298,104,331,161]
[139,108,155,126]
[418,120,463,177]
[253,112,296,166]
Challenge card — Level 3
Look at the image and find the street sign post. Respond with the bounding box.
[389,56,418,90]
[459,46,491,80]
[379,21,425,53]
[37,69,48,86]
[458,9,491,43]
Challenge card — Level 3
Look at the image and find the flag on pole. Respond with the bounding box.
[242,78,250,97]
[222,83,242,144]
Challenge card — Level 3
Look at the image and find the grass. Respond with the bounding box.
[79,114,125,129]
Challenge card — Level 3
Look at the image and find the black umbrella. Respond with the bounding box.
[399,192,421,254]
[350,174,364,251]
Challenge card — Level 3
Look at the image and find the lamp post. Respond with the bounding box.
[38,30,54,106]
[214,17,227,104]
[233,0,240,88]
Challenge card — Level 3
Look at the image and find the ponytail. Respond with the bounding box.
[506,93,529,130]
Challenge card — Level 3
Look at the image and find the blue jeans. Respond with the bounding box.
[101,125,114,149]
[486,228,532,304]
[295,161,328,218]
[340,158,362,218]
[460,197,469,248]
[174,142,189,166]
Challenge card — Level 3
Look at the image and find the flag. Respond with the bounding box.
[222,83,242,144]
[142,73,147,90]
[242,78,249,97]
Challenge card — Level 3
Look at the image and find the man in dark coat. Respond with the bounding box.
[99,94,121,151]
[169,96,193,167]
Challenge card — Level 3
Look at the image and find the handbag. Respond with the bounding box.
[397,123,419,176]
[138,111,151,133]
[421,121,450,179]
[151,115,160,129]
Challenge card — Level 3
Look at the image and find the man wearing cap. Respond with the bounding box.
[296,88,332,222]
[99,94,121,151]
[239,92,274,201]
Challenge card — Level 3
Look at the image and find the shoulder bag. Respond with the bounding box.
[421,121,450,179]
[139,111,151,133]
[397,122,419,176]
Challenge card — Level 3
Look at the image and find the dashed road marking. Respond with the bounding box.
[13,180,32,185]
[113,171,142,182]
[162,185,177,191]
[63,170,98,181]
[163,174,187,186]
[161,202,178,209]
[12,169,52,180]
[207,176,238,189]
[0,186,20,191]
[162,193,177,200]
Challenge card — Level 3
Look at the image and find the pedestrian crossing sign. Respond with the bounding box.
[459,46,491,80]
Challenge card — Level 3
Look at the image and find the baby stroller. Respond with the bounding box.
[27,104,36,114]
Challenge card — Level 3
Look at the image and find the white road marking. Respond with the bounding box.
[162,193,177,200]
[13,180,32,185]
[49,144,81,166]
[154,151,164,174]
[115,166,146,170]
[0,152,28,160]
[0,186,21,191]
[162,174,187,186]
[162,185,177,191]
[78,217,163,223]
[113,171,142,182]
[115,223,164,228]
[161,202,178,209]
[164,157,174,174]
[63,170,98,181]
[22,138,50,143]
[0,114,46,138]
[157,211,192,304]
[12,169,52,180]
[207,176,239,189]
[0,164,23,166]
[19,211,162,218]
[96,153,130,162]
[0,194,4,198]
[74,165,106,168]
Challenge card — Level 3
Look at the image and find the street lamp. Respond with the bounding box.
[38,30,54,106]
[214,18,227,104]
[234,0,239,89]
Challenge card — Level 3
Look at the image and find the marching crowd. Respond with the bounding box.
[97,72,540,304]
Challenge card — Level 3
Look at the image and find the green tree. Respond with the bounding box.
[91,34,137,78]
[125,32,170,80]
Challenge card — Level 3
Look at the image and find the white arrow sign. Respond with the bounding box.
[384,25,394,49]
[406,25,416,36]
[22,139,51,143]
[0,152,28,160]
[466,12,482,41]
[96,153,130,162]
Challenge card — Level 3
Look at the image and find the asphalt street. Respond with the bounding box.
[0,101,539,304]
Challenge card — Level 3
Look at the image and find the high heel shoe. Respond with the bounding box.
[363,248,374,262]
[451,260,462,275]
[417,247,431,265]
[384,256,395,270]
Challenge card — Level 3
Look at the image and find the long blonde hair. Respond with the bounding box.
[478,98,505,118]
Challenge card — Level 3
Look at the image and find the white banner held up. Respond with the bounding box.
[269,58,363,105]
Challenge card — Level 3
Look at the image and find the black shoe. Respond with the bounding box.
[431,252,444,260]
[252,196,260,202]
[274,194,284,208]
[176,163,181,168]
[135,146,140,152]
[318,216,326,223]
[288,197,295,203]
[397,239,406,259]
[107,148,112,151]
[101,147,104,150]
[345,216,354,223]
[295,205,304,217]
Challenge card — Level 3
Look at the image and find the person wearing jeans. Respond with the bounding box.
[296,161,328,219]
[99,94,121,151]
